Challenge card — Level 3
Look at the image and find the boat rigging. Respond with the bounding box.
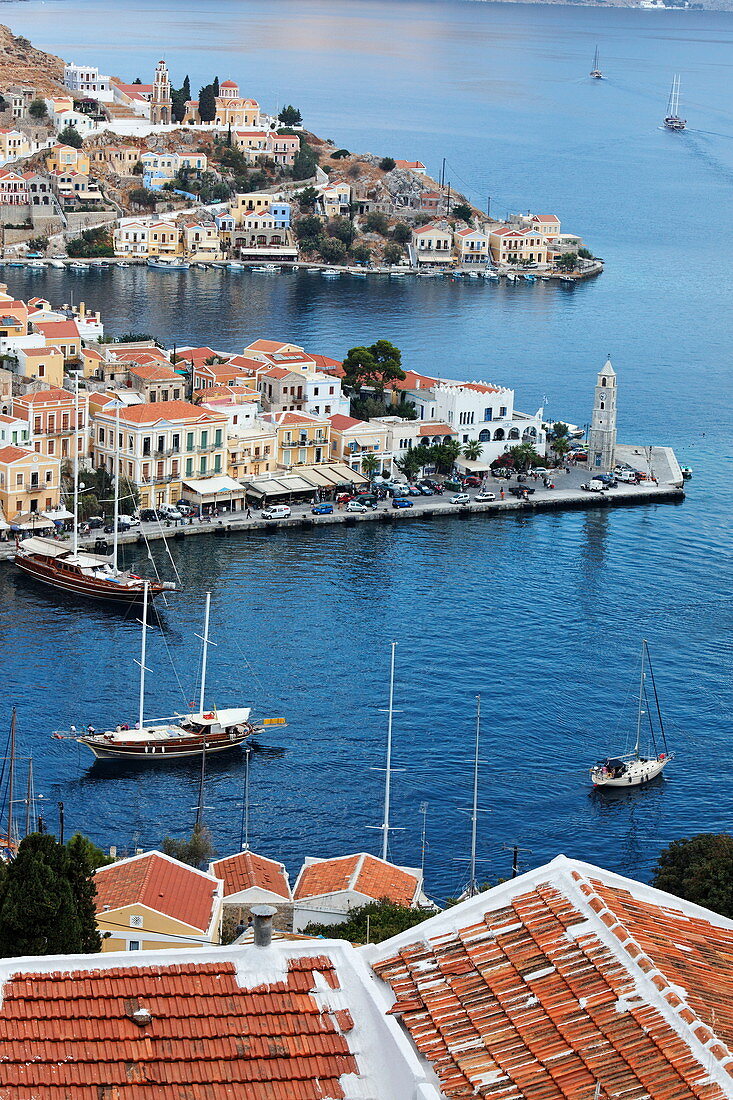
[590,46,602,80]
[664,75,686,131]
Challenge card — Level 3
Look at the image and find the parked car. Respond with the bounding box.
[87,516,104,530]
[355,495,378,508]
[119,513,140,527]
[419,479,439,491]
[444,480,462,491]
[616,469,637,484]
[175,503,193,517]
[463,476,481,487]
[139,508,159,523]
[596,474,618,487]
[158,504,183,521]
[508,486,536,497]
[581,479,606,493]
[262,504,291,519]
[346,500,368,514]
[104,519,131,534]
[533,467,549,476]
[392,498,414,508]
[336,493,352,504]
[573,451,588,462]
[492,468,511,479]
[408,486,422,496]
[311,503,333,515]
[475,492,496,503]
[451,494,470,505]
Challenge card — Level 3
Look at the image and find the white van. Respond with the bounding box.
[588,478,606,492]
[158,503,183,520]
[261,504,291,520]
[617,469,637,484]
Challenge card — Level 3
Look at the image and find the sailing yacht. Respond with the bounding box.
[664,75,686,131]
[590,641,674,788]
[590,46,603,79]
[14,386,175,604]
[73,590,279,761]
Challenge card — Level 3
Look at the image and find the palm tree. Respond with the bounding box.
[462,440,483,461]
[361,453,381,480]
[553,437,571,463]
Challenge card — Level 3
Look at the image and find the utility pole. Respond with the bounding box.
[58,800,64,844]
[487,195,491,219]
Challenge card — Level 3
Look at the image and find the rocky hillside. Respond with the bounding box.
[0,24,65,96]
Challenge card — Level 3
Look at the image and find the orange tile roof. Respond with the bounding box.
[246,339,303,353]
[128,362,180,381]
[295,853,419,907]
[328,414,363,431]
[460,381,501,394]
[102,400,222,426]
[94,852,219,932]
[32,319,80,338]
[371,857,733,1100]
[393,369,438,392]
[0,955,357,1098]
[418,422,454,436]
[0,444,35,463]
[211,849,292,900]
[14,386,74,405]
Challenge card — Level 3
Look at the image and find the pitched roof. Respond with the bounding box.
[94,851,219,932]
[104,400,222,426]
[418,422,454,436]
[32,319,80,338]
[0,445,35,463]
[0,950,367,1098]
[15,386,75,405]
[210,849,292,900]
[460,381,501,394]
[328,414,363,431]
[294,853,420,907]
[128,362,180,382]
[394,369,438,392]
[370,855,733,1100]
[263,411,327,428]
[246,339,304,354]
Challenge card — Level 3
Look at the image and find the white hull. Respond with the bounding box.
[591,756,670,788]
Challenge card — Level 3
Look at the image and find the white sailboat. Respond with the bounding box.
[590,641,674,788]
[590,46,603,79]
[664,75,686,131]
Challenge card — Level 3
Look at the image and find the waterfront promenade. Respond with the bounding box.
[0,445,684,563]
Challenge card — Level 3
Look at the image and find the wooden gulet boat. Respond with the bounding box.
[71,589,284,762]
[13,386,175,604]
[589,640,674,788]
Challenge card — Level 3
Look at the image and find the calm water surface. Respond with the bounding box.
[0,0,731,897]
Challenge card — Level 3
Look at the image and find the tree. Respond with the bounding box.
[578,247,593,260]
[66,226,115,258]
[556,252,577,272]
[66,834,105,952]
[463,440,483,461]
[318,236,347,264]
[351,242,371,264]
[652,835,733,918]
[396,449,425,481]
[162,824,214,869]
[361,453,381,479]
[365,211,388,235]
[383,242,403,266]
[0,833,101,957]
[198,82,217,123]
[553,437,571,462]
[294,214,322,241]
[452,202,473,223]
[278,104,302,127]
[552,421,569,439]
[171,74,191,123]
[331,148,349,159]
[296,186,319,212]
[431,440,461,473]
[342,340,405,398]
[27,235,48,253]
[509,442,542,471]
[58,125,83,149]
[292,140,319,181]
[66,832,113,871]
[28,97,47,120]
[304,899,431,943]
[392,223,411,244]
[128,187,160,209]
[379,157,396,172]
[328,216,355,247]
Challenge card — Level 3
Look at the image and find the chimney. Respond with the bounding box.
[251,904,276,947]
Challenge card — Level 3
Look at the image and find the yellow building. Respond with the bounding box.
[94,851,223,952]
[328,413,391,476]
[147,221,181,258]
[182,221,221,260]
[16,345,65,387]
[412,222,454,266]
[0,128,31,162]
[91,398,228,510]
[261,410,330,469]
[231,191,274,223]
[0,444,61,521]
[489,226,549,266]
[183,81,260,129]
[46,144,91,175]
[14,386,88,462]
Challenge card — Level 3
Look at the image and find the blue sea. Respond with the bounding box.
[0,0,731,899]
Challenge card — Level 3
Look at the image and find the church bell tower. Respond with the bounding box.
[587,357,617,471]
[151,60,172,126]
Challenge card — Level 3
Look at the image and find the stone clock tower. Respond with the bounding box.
[151,60,172,125]
[587,357,617,471]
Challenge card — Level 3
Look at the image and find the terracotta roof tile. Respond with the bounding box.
[211,850,292,900]
[94,852,219,932]
[372,861,733,1100]
[0,955,358,1097]
[294,853,419,906]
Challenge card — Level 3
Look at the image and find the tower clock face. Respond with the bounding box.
[599,391,606,400]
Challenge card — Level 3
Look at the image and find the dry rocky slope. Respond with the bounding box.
[0,24,65,96]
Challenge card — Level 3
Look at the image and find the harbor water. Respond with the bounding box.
[0,0,732,897]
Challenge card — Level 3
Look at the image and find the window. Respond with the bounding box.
[156,435,165,453]
[185,457,193,476]
[200,456,207,474]
[172,433,180,450]
[214,429,222,447]
[499,406,507,418]
[129,940,141,951]
[143,437,151,456]
[201,431,208,449]
[213,454,221,473]
[484,408,492,422]
[186,432,194,452]
[34,416,41,433]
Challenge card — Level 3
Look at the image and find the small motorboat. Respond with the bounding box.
[252,263,280,273]
[680,465,692,480]
[116,261,130,268]
[389,269,409,278]
[6,261,24,268]
[590,640,674,789]
[147,257,190,270]
[484,270,499,280]
[69,262,86,270]
[506,273,517,283]
[524,274,537,283]
[49,259,66,269]
[320,268,341,278]
[228,262,245,270]
[27,260,46,270]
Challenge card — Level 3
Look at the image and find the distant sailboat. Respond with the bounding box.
[590,46,603,79]
[664,75,686,131]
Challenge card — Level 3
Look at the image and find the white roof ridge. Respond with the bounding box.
[555,861,733,1095]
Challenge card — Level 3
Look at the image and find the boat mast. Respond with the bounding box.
[240,746,251,851]
[72,371,80,556]
[381,641,396,862]
[136,581,149,730]
[467,695,481,898]
[6,708,16,850]
[634,641,646,759]
[198,592,211,714]
[24,756,33,837]
[112,400,121,575]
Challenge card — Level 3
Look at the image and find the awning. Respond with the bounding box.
[42,507,74,522]
[243,464,369,498]
[245,475,316,499]
[183,475,245,501]
[455,458,493,473]
[0,513,9,530]
[10,512,51,530]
